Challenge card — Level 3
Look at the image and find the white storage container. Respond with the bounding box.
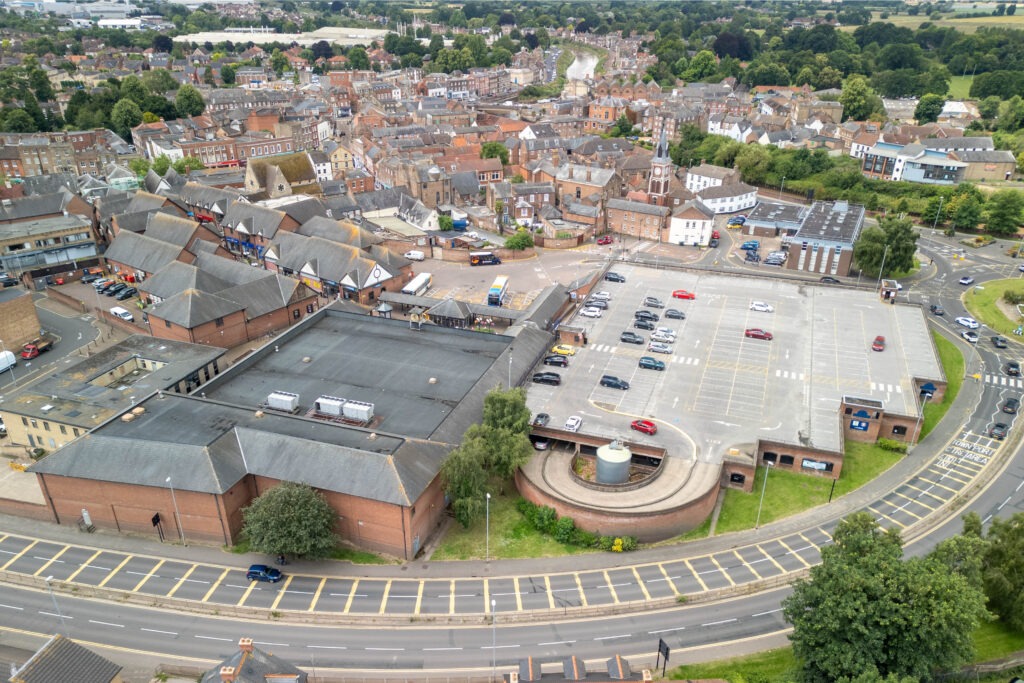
[315,396,347,416]
[267,391,299,412]
[343,400,374,422]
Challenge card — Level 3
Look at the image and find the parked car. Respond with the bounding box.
[745,251,761,263]
[585,299,608,310]
[0,276,18,287]
[763,257,784,266]
[962,330,979,343]
[403,250,425,261]
[955,316,980,329]
[642,296,665,308]
[532,372,562,386]
[871,336,886,352]
[664,309,685,320]
[564,415,582,432]
[819,276,840,284]
[634,310,659,322]
[655,326,677,340]
[81,273,103,284]
[105,283,128,296]
[630,419,657,435]
[727,216,746,226]
[638,356,665,371]
[532,413,550,427]
[599,375,630,390]
[745,328,773,341]
[671,289,696,300]
[708,238,720,248]
[115,287,138,300]
[604,272,626,283]
[711,230,721,239]
[929,304,945,316]
[590,291,611,301]
[1005,361,1021,376]
[992,336,1009,348]
[531,437,550,451]
[959,276,975,285]
[634,319,655,331]
[597,235,614,245]
[543,355,568,367]
[647,341,673,354]
[1002,398,1020,414]
[740,240,760,251]
[550,344,576,356]
[990,422,1008,440]
[620,331,645,345]
[247,564,283,583]
[580,307,602,318]
[93,278,114,290]
[651,332,675,344]
[750,301,774,313]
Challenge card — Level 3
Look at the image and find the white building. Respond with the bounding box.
[684,163,740,193]
[696,183,758,214]
[668,200,714,246]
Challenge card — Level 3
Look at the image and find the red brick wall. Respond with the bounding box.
[150,309,248,347]
[758,440,843,479]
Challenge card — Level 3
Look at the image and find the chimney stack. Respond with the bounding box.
[238,637,254,653]
[220,666,237,682]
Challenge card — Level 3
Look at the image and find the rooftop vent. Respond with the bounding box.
[120,413,135,422]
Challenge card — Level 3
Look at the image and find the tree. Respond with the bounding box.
[853,216,919,278]
[983,512,1024,630]
[269,48,289,76]
[151,154,172,175]
[840,74,884,122]
[142,111,161,123]
[172,156,205,174]
[438,215,454,231]
[220,64,236,85]
[111,98,142,139]
[480,141,509,166]
[914,93,945,124]
[128,158,150,177]
[985,189,1024,236]
[682,50,717,81]
[440,432,489,528]
[1,108,36,133]
[480,386,532,478]
[347,46,370,70]
[949,195,984,232]
[783,512,987,682]
[120,75,147,105]
[504,229,534,251]
[175,84,205,117]
[141,69,177,94]
[241,482,337,559]
[153,34,173,53]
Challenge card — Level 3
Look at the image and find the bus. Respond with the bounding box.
[487,275,510,307]
[470,251,501,266]
[402,272,433,296]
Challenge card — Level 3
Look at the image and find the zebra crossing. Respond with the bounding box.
[870,381,903,393]
[775,370,805,381]
[586,344,701,365]
[986,374,1024,388]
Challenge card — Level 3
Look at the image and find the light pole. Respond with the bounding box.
[166,476,186,546]
[931,195,944,234]
[779,176,786,199]
[507,347,513,389]
[491,597,497,682]
[45,576,66,632]
[875,244,890,291]
[755,461,773,529]
[485,492,491,562]
[911,393,931,452]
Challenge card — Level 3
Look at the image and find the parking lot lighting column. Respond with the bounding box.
[485,492,491,562]
[755,461,773,530]
[875,244,890,291]
[166,476,186,546]
[779,176,785,199]
[45,576,66,632]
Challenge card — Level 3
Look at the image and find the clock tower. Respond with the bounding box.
[647,129,673,204]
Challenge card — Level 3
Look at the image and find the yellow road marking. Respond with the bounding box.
[928,466,970,485]
[602,570,619,603]
[0,534,6,543]
[199,569,228,602]
[483,578,490,612]
[236,577,259,607]
[270,575,292,611]
[573,573,588,607]
[378,579,392,615]
[709,555,735,586]
[892,490,931,513]
[658,563,680,595]
[136,559,167,593]
[734,550,760,580]
[343,579,359,614]
[867,505,905,529]
[756,545,786,574]
[544,576,554,609]
[166,565,196,598]
[33,545,71,577]
[818,527,833,541]
[513,577,523,611]
[632,567,651,601]
[448,579,455,614]
[776,538,811,568]
[903,482,946,504]
[797,532,819,550]
[96,557,132,589]
[882,498,922,519]
[684,559,707,592]
[921,471,962,492]
[1,540,37,571]
[308,577,326,612]
[413,580,424,614]
[71,550,106,584]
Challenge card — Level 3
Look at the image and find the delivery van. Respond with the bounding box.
[0,350,15,374]
[109,306,134,322]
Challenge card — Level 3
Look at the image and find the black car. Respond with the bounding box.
[929,304,945,316]
[543,355,568,367]
[532,372,561,386]
[665,308,686,320]
[604,272,626,283]
[99,281,123,294]
[819,276,840,284]
[599,375,630,390]
[0,277,18,287]
[105,283,128,296]
[634,319,655,331]
[115,286,138,300]
[585,299,608,310]
[992,336,1009,349]
[634,310,659,322]
[620,331,644,344]
[990,422,1008,440]
[1002,398,1020,414]
[532,413,550,427]
[708,238,720,248]
[1005,361,1021,377]
[638,356,665,371]
[745,251,760,263]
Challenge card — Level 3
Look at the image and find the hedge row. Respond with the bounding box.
[516,499,638,552]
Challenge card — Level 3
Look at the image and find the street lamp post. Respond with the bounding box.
[491,598,497,682]
[911,393,931,452]
[166,476,186,546]
[875,244,890,291]
[485,492,491,562]
[507,347,513,389]
[755,461,773,530]
[45,576,66,632]
[931,195,944,234]
[779,176,786,199]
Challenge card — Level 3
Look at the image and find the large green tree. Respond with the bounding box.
[839,74,884,121]
[853,216,918,278]
[480,141,509,166]
[175,84,205,117]
[783,512,987,682]
[111,98,143,139]
[983,512,1024,631]
[914,93,945,124]
[241,482,337,558]
[440,429,489,528]
[984,189,1024,236]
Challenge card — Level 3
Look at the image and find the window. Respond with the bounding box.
[165,320,172,328]
[779,455,794,466]
[293,309,301,320]
[48,438,56,449]
[21,417,27,426]
[306,303,315,314]
[59,425,66,435]
[73,428,80,437]
[215,317,225,327]
[763,452,777,463]
[892,425,908,436]
[43,422,50,431]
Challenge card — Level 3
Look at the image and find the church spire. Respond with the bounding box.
[653,127,670,163]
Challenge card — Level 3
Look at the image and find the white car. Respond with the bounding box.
[651,332,675,343]
[750,301,774,313]
[403,250,425,261]
[1018,263,1024,273]
[955,316,980,329]
[962,330,979,343]
[959,276,976,286]
[564,415,583,432]
[580,307,603,318]
[655,326,677,340]
[590,291,612,301]
[647,342,673,354]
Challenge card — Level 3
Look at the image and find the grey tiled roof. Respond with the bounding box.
[10,635,121,683]
[199,643,307,683]
[103,231,184,274]
[149,288,245,327]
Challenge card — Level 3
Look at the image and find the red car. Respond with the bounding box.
[711,230,720,239]
[745,328,773,341]
[871,335,886,352]
[597,235,614,245]
[672,289,696,300]
[631,419,657,435]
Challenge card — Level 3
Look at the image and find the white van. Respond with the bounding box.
[403,250,425,261]
[109,306,134,322]
[0,350,15,373]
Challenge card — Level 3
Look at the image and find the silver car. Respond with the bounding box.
[651,332,675,343]
[647,341,673,354]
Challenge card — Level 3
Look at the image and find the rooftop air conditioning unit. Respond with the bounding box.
[342,400,374,422]
[267,391,299,412]
[314,395,347,417]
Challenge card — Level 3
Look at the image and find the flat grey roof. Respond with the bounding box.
[748,200,805,225]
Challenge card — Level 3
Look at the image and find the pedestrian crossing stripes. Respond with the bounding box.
[585,345,700,365]
[774,370,805,381]
[870,382,902,393]
[985,374,1024,388]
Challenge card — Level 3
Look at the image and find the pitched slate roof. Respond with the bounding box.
[137,261,233,300]
[221,201,287,239]
[149,287,245,327]
[10,635,121,683]
[199,642,307,683]
[295,215,382,248]
[103,231,184,274]
[144,213,201,245]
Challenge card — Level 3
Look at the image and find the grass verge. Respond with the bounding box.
[923,331,964,437]
[964,278,1024,336]
[227,537,394,564]
[949,75,974,99]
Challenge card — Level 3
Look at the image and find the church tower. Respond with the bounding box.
[647,129,673,204]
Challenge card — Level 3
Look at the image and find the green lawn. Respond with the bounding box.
[923,331,965,437]
[964,278,1024,336]
[949,75,974,100]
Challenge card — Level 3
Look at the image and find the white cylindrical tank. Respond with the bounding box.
[596,441,631,484]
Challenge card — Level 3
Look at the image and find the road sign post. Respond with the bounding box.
[656,638,670,677]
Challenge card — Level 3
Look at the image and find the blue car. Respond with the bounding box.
[246,564,283,582]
